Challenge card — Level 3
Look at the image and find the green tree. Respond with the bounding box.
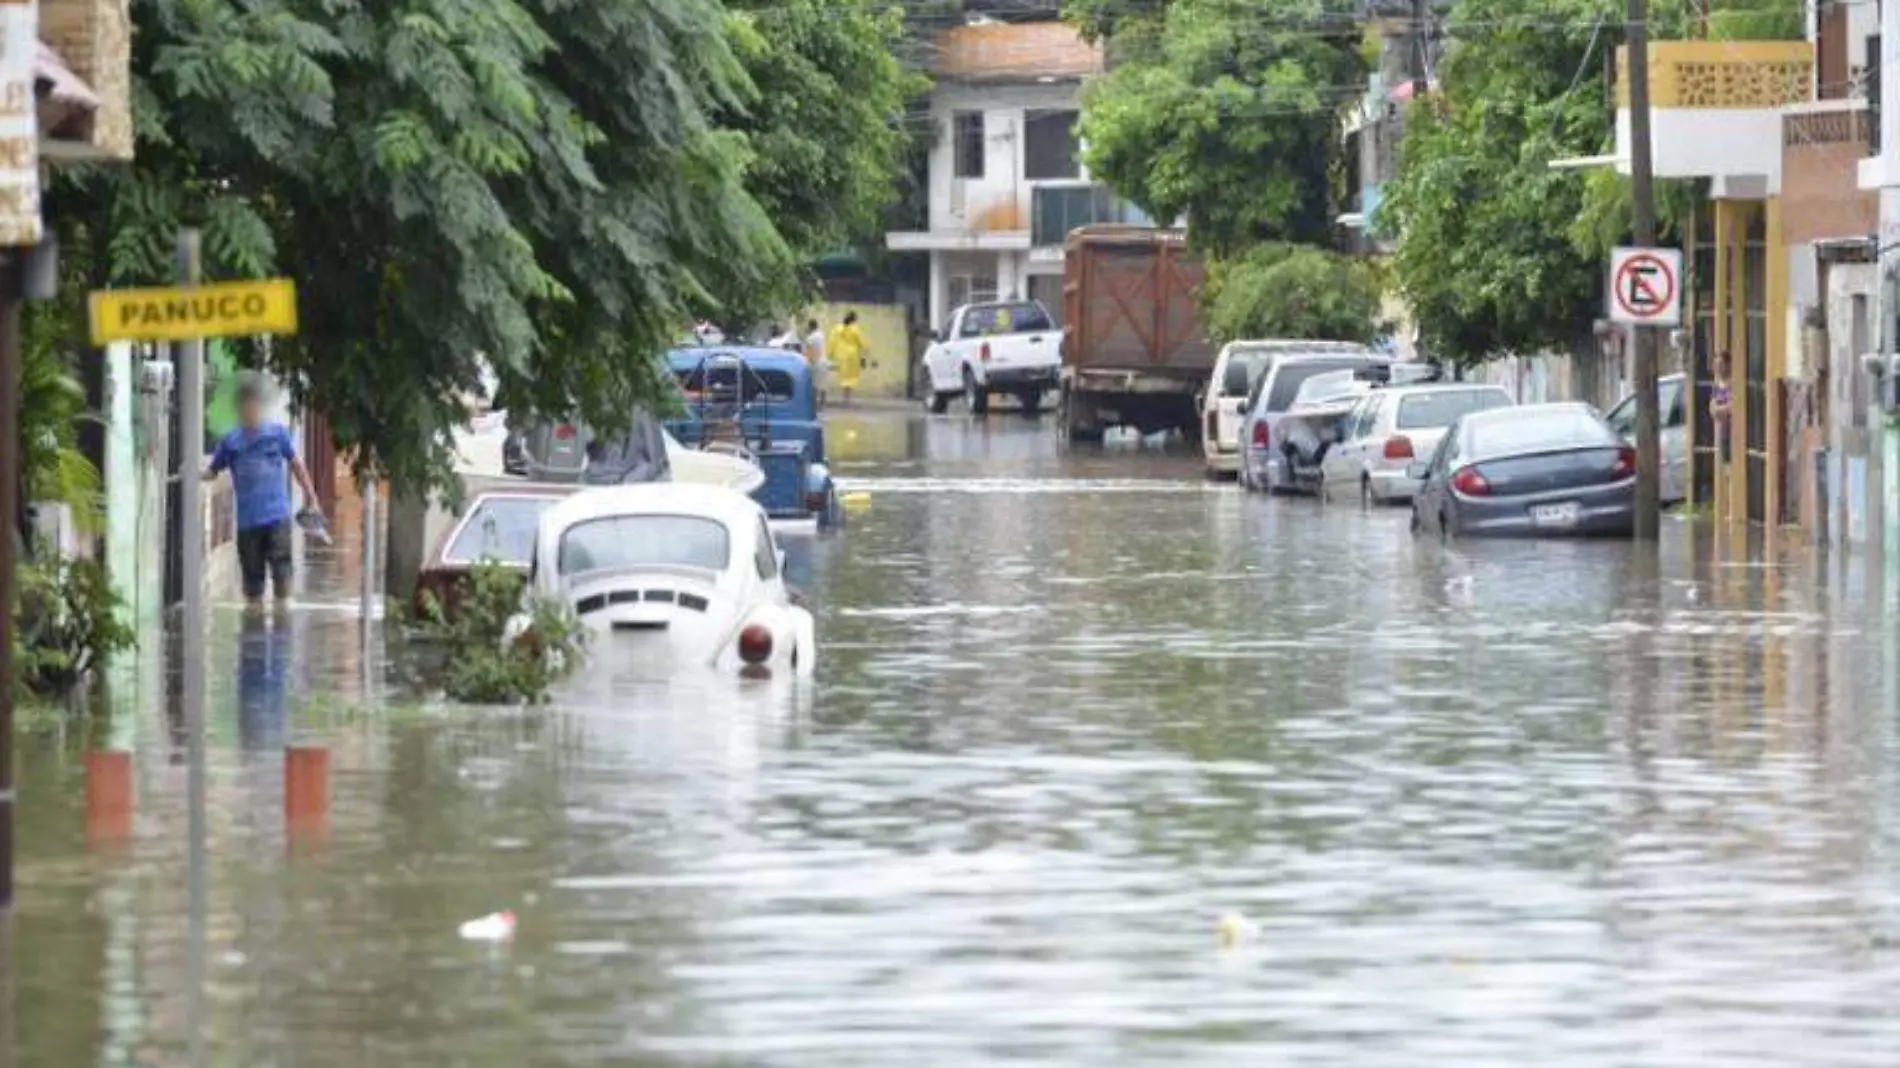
[716,0,927,326]
[1075,0,1362,256]
[1380,0,1802,367]
[45,0,796,494]
[1202,243,1384,343]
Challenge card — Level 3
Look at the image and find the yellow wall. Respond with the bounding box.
[810,302,911,398]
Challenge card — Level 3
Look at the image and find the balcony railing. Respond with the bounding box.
[1614,40,1813,110]
[1031,183,1152,247]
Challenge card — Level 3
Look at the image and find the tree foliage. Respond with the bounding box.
[37,0,914,496]
[1381,0,1803,366]
[1203,243,1384,344]
[725,0,922,259]
[1075,0,1361,257]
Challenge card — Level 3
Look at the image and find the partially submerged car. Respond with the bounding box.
[1409,403,1636,538]
[1320,383,1515,504]
[413,486,571,620]
[666,347,842,530]
[1605,373,1687,506]
[1238,349,1386,492]
[1198,340,1373,478]
[519,484,816,677]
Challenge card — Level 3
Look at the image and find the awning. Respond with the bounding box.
[36,40,100,148]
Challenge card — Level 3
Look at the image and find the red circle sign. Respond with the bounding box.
[1613,253,1676,321]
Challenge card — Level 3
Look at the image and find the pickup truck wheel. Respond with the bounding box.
[963,368,990,416]
[919,366,950,413]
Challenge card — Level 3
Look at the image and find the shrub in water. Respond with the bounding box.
[11,554,135,700]
[413,560,587,704]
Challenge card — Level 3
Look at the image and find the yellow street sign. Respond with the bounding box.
[88,279,299,346]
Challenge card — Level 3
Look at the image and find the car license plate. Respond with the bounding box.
[1531,502,1582,528]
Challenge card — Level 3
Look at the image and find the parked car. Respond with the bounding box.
[1605,373,1687,505]
[515,484,816,678]
[1409,403,1636,539]
[666,347,842,530]
[1320,383,1515,504]
[413,486,572,620]
[921,299,1061,415]
[1237,349,1384,492]
[1198,341,1371,477]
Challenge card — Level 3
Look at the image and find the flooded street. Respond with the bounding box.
[11,409,1900,1067]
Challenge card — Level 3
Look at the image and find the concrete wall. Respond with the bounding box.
[811,301,911,399]
[1824,262,1880,547]
[926,82,1088,235]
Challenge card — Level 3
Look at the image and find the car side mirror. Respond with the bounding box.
[1406,461,1429,480]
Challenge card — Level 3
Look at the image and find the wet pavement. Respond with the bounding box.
[9,409,1900,1066]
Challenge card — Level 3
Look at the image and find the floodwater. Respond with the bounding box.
[9,409,1900,1067]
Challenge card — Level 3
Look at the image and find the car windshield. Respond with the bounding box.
[963,302,1052,335]
[447,496,558,564]
[558,514,731,575]
[1220,350,1273,396]
[1397,389,1512,430]
[1467,408,1613,457]
[1268,358,1379,411]
[674,360,798,403]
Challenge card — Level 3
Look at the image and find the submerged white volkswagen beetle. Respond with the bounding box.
[519,484,816,677]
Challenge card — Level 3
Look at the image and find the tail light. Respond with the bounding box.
[1612,446,1636,479]
[1382,435,1414,460]
[553,424,576,441]
[1251,420,1269,448]
[737,623,773,665]
[1450,466,1491,497]
[979,342,992,362]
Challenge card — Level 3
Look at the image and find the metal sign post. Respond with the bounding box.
[172,231,210,1068]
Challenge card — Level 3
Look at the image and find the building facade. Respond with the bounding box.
[1612,3,1899,555]
[884,20,1149,331]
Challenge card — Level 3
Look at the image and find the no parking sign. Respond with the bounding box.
[1608,246,1682,328]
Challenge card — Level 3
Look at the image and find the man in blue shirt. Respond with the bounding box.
[204,375,321,607]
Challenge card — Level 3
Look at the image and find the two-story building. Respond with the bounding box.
[884,19,1149,331]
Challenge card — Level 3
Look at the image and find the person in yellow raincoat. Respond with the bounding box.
[828,311,867,406]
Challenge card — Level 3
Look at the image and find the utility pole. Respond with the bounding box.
[1411,0,1429,99]
[174,232,208,1067]
[1627,0,1663,540]
[0,252,20,911]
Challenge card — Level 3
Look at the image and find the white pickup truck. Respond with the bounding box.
[920,300,1061,415]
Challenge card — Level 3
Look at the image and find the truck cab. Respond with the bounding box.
[920,300,1061,415]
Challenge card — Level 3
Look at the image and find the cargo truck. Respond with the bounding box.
[1058,226,1216,442]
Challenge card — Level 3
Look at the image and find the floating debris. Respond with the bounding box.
[459,910,517,943]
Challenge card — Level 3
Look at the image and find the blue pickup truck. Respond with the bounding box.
[664,347,843,530]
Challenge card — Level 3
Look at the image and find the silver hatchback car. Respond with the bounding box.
[1409,403,1636,538]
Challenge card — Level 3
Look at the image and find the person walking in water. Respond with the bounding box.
[827,310,867,406]
[803,317,830,409]
[204,374,322,609]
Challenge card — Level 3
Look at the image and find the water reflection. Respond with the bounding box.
[7,410,1899,1066]
[237,612,292,751]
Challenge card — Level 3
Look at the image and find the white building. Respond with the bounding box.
[884,20,1149,331]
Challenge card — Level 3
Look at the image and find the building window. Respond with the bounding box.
[1023,109,1080,180]
[953,111,985,179]
[948,274,997,311]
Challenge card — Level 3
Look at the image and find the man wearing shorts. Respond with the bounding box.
[205,375,321,608]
